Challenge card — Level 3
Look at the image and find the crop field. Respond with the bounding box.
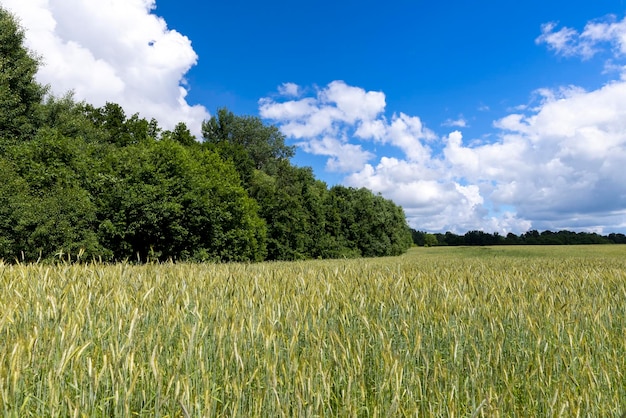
[1,245,625,417]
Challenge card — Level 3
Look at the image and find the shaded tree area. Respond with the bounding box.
[410,229,625,247]
[0,7,412,262]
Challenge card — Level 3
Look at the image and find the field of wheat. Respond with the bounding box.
[1,245,625,416]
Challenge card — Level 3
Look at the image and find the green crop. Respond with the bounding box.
[1,245,625,416]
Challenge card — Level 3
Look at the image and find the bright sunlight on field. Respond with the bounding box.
[1,245,625,416]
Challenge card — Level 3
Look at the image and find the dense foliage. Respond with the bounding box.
[0,7,412,262]
[411,228,626,246]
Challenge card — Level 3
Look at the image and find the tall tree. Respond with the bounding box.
[202,108,295,179]
[163,122,196,146]
[0,6,47,141]
[249,163,328,260]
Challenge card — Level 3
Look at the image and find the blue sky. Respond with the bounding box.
[4,0,626,234]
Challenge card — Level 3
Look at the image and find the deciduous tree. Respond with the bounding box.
[0,6,47,141]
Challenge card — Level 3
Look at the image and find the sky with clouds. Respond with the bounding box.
[3,0,626,234]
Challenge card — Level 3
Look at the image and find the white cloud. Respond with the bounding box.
[536,15,626,61]
[1,0,209,135]
[259,81,386,133]
[260,67,626,234]
[298,136,375,173]
[260,81,436,172]
[536,22,588,58]
[491,80,626,216]
[444,78,626,233]
[442,117,468,128]
[321,81,386,123]
[385,113,436,162]
[278,82,301,97]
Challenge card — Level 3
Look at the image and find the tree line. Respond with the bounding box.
[411,229,626,247]
[0,7,413,262]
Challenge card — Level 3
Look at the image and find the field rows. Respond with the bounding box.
[1,246,625,416]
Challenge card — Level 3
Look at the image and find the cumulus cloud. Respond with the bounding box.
[260,81,436,172]
[491,81,626,219]
[2,0,209,135]
[278,82,301,97]
[343,154,533,234]
[260,39,626,234]
[299,136,375,172]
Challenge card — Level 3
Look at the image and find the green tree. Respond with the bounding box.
[424,233,438,247]
[0,6,47,142]
[249,163,331,260]
[322,186,362,258]
[163,122,196,146]
[78,102,155,146]
[202,108,295,178]
[0,126,103,260]
[11,185,101,261]
[328,186,412,257]
[0,157,27,259]
[93,138,266,262]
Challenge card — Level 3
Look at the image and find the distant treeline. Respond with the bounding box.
[411,229,626,247]
[0,7,413,262]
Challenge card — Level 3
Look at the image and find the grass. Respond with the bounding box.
[1,245,625,416]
